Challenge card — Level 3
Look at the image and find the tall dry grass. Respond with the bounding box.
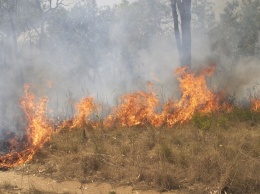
[17,110,260,193]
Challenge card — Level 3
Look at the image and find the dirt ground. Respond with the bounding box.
[0,170,186,194]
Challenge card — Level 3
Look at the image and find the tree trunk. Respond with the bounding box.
[180,0,191,67]
[170,0,191,68]
[171,0,183,66]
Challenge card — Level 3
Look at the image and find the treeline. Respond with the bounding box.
[0,0,259,130]
[0,1,259,77]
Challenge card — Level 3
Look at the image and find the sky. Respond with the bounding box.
[96,0,136,6]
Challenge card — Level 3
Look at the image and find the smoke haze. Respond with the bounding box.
[0,0,259,133]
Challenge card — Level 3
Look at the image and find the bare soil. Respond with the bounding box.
[0,170,185,194]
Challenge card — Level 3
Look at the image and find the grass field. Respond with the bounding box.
[16,109,260,194]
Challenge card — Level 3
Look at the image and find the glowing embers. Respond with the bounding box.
[0,85,53,169]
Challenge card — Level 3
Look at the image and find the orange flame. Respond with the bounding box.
[1,65,260,169]
[0,84,53,169]
[21,84,53,146]
[163,66,222,126]
[104,66,226,128]
[104,91,162,127]
[71,97,95,129]
[251,99,260,111]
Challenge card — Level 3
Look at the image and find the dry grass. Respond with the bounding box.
[18,110,260,193]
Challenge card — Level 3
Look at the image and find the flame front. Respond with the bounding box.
[1,66,260,168]
[163,66,222,126]
[0,85,53,169]
[105,66,227,128]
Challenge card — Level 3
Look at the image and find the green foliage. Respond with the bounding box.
[191,0,216,33]
[231,108,254,121]
[237,0,260,56]
[192,107,260,131]
[192,113,213,131]
[108,191,116,194]
[215,114,229,128]
[229,107,260,123]
[210,0,260,62]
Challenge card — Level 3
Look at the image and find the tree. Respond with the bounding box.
[33,0,64,51]
[0,0,19,59]
[191,0,215,34]
[209,0,260,65]
[237,0,260,56]
[170,0,191,67]
[0,0,32,65]
[111,0,167,78]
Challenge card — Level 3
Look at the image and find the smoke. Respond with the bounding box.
[0,0,259,133]
[212,57,260,100]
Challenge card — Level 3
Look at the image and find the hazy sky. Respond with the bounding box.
[95,0,226,14]
[96,0,136,6]
[96,1,225,8]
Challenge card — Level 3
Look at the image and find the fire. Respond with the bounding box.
[0,85,53,169]
[105,66,226,128]
[104,91,162,127]
[251,99,260,111]
[21,84,53,146]
[71,97,95,129]
[1,65,259,169]
[163,66,222,126]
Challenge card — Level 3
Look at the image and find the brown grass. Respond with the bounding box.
[17,111,260,193]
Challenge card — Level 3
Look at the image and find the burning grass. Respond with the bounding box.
[0,65,260,193]
[20,113,260,193]
[104,65,231,128]
[0,84,54,169]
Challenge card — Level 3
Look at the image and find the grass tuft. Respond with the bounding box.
[19,109,260,193]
